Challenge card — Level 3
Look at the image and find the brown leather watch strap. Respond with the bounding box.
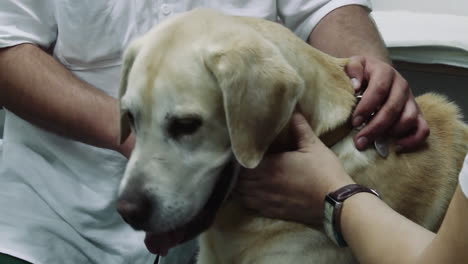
[325,184,380,247]
[329,184,380,202]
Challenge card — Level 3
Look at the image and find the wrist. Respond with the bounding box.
[323,183,381,247]
[314,173,354,222]
[324,172,355,197]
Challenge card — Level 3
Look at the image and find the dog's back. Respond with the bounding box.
[194,11,468,263]
[358,94,468,230]
[198,93,468,264]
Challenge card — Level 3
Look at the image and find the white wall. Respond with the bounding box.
[371,0,468,16]
[369,0,468,119]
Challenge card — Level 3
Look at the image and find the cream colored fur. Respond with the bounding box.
[118,9,468,264]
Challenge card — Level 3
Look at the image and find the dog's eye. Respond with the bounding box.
[168,117,202,139]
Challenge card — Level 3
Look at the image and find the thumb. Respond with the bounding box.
[345,56,365,91]
[290,112,320,150]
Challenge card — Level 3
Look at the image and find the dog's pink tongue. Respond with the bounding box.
[144,231,185,256]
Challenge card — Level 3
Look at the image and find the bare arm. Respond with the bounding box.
[0,44,134,157]
[306,5,429,152]
[308,4,389,61]
[342,186,468,264]
[418,187,468,264]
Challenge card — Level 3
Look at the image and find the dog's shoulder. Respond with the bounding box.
[416,93,463,123]
[416,93,467,155]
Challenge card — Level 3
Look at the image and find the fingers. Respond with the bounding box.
[354,72,409,149]
[236,191,288,220]
[235,167,287,218]
[391,95,430,152]
[352,64,395,128]
[388,95,419,136]
[345,56,366,91]
[347,56,429,151]
[238,157,272,181]
[290,113,319,150]
[237,153,287,184]
[394,116,430,152]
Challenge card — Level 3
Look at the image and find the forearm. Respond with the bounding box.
[341,192,434,264]
[341,187,468,264]
[0,43,127,154]
[308,5,390,62]
[416,187,468,264]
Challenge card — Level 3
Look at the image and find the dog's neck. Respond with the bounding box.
[298,52,356,138]
[272,52,356,152]
[319,119,354,147]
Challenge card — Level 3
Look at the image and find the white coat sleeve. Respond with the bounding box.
[0,0,57,49]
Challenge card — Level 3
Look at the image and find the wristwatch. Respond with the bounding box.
[323,184,380,247]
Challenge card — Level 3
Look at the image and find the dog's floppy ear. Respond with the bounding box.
[204,36,305,168]
[119,40,141,144]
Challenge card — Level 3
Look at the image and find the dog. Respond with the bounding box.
[116,8,468,263]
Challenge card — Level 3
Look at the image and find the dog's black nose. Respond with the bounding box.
[116,194,153,230]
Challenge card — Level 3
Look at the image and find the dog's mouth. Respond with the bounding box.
[144,160,237,256]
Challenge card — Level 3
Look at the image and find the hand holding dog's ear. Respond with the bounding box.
[236,113,354,225]
[346,56,430,152]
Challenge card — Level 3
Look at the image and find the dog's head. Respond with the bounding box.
[117,10,304,255]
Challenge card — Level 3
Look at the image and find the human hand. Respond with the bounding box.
[345,56,430,152]
[236,113,354,225]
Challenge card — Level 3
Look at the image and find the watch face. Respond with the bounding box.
[323,200,336,242]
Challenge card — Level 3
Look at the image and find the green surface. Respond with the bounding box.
[0,254,31,264]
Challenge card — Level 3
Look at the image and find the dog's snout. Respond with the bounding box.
[117,194,153,230]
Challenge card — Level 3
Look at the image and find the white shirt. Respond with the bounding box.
[460,154,468,198]
[0,1,371,263]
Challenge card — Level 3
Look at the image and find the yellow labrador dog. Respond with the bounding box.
[116,8,468,264]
